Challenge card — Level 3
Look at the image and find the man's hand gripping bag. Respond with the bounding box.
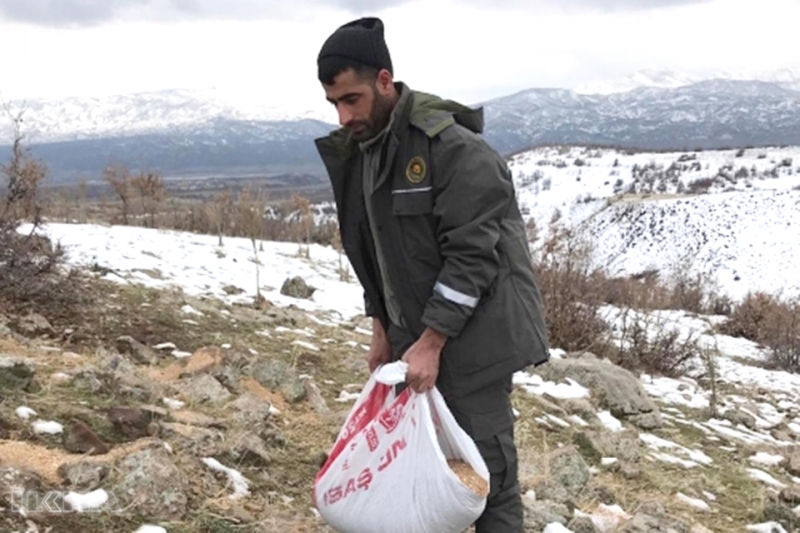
[313,362,490,533]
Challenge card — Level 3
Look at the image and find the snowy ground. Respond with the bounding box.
[27,223,363,321]
[508,145,800,301]
[26,220,800,532]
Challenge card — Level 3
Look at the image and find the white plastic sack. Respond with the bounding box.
[314,361,490,533]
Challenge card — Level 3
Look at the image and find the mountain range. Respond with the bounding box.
[2,70,799,183]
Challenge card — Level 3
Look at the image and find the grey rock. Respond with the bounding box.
[116,445,188,520]
[618,514,689,533]
[222,285,245,295]
[618,501,690,533]
[176,374,232,405]
[534,446,591,504]
[280,276,316,299]
[579,431,643,463]
[531,394,569,417]
[0,355,34,390]
[9,313,54,338]
[161,422,224,448]
[58,462,109,491]
[229,393,273,427]
[114,370,165,402]
[559,398,597,419]
[568,516,600,533]
[302,376,331,416]
[780,486,800,505]
[225,432,272,467]
[762,504,800,531]
[0,466,46,507]
[227,504,256,524]
[248,359,306,404]
[0,415,14,439]
[635,501,666,515]
[72,367,111,394]
[536,354,661,424]
[115,336,159,365]
[786,452,800,477]
[629,411,663,430]
[619,462,643,480]
[723,408,758,430]
[523,499,570,532]
[593,484,617,505]
[108,407,159,440]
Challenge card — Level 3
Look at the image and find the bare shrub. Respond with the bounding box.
[687,177,716,194]
[612,311,701,377]
[104,164,133,224]
[532,225,707,377]
[531,223,610,355]
[0,107,90,319]
[720,292,800,371]
[129,171,166,228]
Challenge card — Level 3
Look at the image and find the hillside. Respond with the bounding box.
[508,145,800,300]
[2,222,799,532]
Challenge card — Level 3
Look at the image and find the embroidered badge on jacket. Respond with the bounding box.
[405,156,427,184]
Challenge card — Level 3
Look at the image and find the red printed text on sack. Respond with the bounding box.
[339,404,370,443]
[323,468,374,507]
[378,403,405,434]
[378,438,407,472]
[366,427,379,452]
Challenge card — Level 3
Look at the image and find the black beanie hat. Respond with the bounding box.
[317,17,393,78]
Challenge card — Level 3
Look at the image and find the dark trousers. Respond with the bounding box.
[388,325,523,532]
[446,376,523,533]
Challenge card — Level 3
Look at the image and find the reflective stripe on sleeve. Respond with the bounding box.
[434,282,479,309]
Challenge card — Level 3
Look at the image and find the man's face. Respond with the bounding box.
[323,69,395,142]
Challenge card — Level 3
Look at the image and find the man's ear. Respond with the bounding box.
[376,69,394,95]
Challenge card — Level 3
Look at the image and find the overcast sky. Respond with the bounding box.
[1,0,799,121]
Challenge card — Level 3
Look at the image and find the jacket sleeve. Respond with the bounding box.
[420,130,515,338]
[364,290,377,317]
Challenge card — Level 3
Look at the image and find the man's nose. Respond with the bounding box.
[337,105,353,126]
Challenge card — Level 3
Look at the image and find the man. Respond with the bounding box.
[315,17,550,532]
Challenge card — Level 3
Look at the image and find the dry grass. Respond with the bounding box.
[0,278,372,533]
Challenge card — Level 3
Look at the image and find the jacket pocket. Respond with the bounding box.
[390,189,441,308]
[391,189,433,215]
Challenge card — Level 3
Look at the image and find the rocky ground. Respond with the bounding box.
[1,278,799,532]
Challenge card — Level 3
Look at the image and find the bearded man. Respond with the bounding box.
[314,17,550,532]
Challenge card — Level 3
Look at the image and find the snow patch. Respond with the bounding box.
[202,458,250,499]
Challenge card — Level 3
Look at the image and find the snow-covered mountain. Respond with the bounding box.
[3,74,800,182]
[575,68,800,95]
[0,88,332,144]
[507,145,800,300]
[481,79,800,154]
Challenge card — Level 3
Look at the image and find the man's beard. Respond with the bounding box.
[350,88,395,142]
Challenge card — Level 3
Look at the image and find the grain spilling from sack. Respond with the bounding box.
[448,460,489,497]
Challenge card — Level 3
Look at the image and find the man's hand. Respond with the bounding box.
[367,318,392,373]
[402,327,447,393]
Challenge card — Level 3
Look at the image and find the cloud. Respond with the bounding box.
[0,0,149,27]
[327,0,712,12]
[0,0,711,27]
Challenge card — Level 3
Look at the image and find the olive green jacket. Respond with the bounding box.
[315,83,549,397]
